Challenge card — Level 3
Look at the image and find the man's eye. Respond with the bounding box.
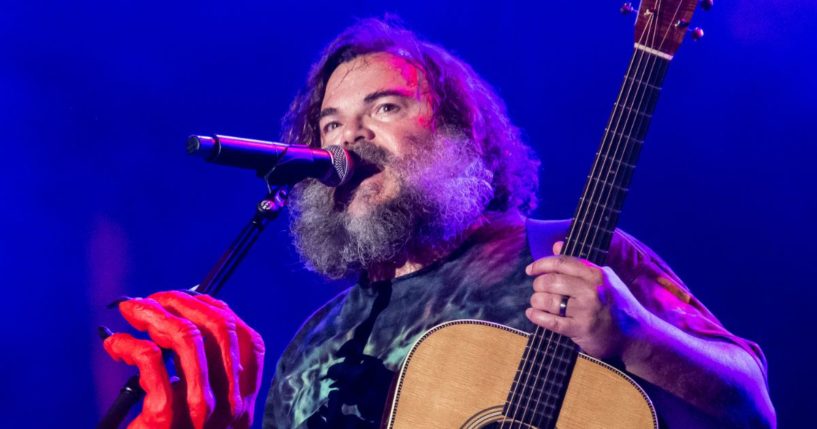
[322,122,340,133]
[376,103,401,114]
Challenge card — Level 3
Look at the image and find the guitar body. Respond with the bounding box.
[385,320,657,429]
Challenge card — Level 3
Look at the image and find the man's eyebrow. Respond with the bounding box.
[363,88,413,104]
[319,89,413,121]
[318,107,338,121]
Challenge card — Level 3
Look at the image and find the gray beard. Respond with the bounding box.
[288,130,494,279]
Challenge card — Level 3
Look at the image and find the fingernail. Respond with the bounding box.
[98,325,114,340]
[525,265,532,275]
[106,296,133,309]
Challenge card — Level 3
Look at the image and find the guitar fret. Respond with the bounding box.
[524,342,574,360]
[512,341,577,406]
[511,373,569,392]
[567,232,617,260]
[624,74,663,91]
[506,361,575,425]
[517,352,574,369]
[570,216,617,235]
[514,360,573,381]
[603,128,645,144]
[576,247,612,263]
[511,382,566,400]
[613,102,653,119]
[506,383,566,415]
[570,216,616,232]
[588,175,630,192]
[569,230,616,247]
[594,151,637,169]
[566,231,615,252]
[577,197,622,214]
[592,246,611,256]
[570,228,617,245]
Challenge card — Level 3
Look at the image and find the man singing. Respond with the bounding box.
[103,18,774,429]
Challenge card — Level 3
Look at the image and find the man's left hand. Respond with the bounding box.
[524,241,652,360]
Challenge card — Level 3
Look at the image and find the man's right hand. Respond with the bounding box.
[103,291,265,429]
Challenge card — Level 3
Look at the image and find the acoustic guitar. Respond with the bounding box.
[384,1,710,428]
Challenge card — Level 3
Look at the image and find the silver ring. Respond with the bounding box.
[559,296,569,317]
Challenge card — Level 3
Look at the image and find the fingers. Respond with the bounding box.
[111,293,264,429]
[552,240,564,255]
[195,295,265,408]
[149,291,243,420]
[103,333,174,429]
[525,308,576,337]
[526,254,602,284]
[531,272,584,296]
[118,298,214,429]
[530,292,572,318]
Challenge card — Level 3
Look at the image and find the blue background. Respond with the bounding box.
[1,1,814,427]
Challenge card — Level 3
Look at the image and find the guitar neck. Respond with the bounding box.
[503,47,673,428]
[562,46,671,265]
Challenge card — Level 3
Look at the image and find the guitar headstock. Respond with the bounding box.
[631,0,710,58]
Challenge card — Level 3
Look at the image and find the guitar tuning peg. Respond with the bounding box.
[690,27,705,41]
[620,2,636,15]
[701,0,714,11]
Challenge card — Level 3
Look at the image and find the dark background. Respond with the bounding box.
[1,1,814,427]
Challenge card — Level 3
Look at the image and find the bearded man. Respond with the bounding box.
[102,18,775,429]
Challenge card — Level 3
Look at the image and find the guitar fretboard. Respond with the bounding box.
[501,47,670,428]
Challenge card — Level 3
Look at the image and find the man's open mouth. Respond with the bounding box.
[333,156,384,209]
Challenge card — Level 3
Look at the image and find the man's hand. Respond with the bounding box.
[524,241,652,360]
[103,291,265,429]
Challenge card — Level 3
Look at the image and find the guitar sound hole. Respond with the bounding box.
[479,422,538,429]
[460,406,539,429]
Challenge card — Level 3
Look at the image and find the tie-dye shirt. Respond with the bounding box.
[262,216,766,429]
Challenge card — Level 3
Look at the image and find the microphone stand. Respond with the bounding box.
[97,184,290,429]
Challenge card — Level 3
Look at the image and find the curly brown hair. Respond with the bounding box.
[281,17,540,214]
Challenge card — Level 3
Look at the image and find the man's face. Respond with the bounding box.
[318,52,434,217]
[289,51,493,279]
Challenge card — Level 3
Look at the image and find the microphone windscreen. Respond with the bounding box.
[323,145,354,187]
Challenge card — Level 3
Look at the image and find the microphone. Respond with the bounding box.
[187,134,353,187]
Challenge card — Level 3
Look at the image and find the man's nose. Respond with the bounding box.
[342,117,375,146]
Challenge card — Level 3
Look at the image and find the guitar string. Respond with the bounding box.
[510,320,562,426]
[520,11,668,426]
[501,313,560,425]
[500,13,661,428]
[542,10,663,414]
[506,1,685,423]
[580,0,683,268]
[558,1,664,397]
[505,20,657,428]
[501,268,563,427]
[564,10,658,284]
[565,19,682,428]
[570,0,663,288]
[501,328,556,427]
[530,37,658,429]
[539,2,680,424]
[588,1,681,270]
[575,11,662,264]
